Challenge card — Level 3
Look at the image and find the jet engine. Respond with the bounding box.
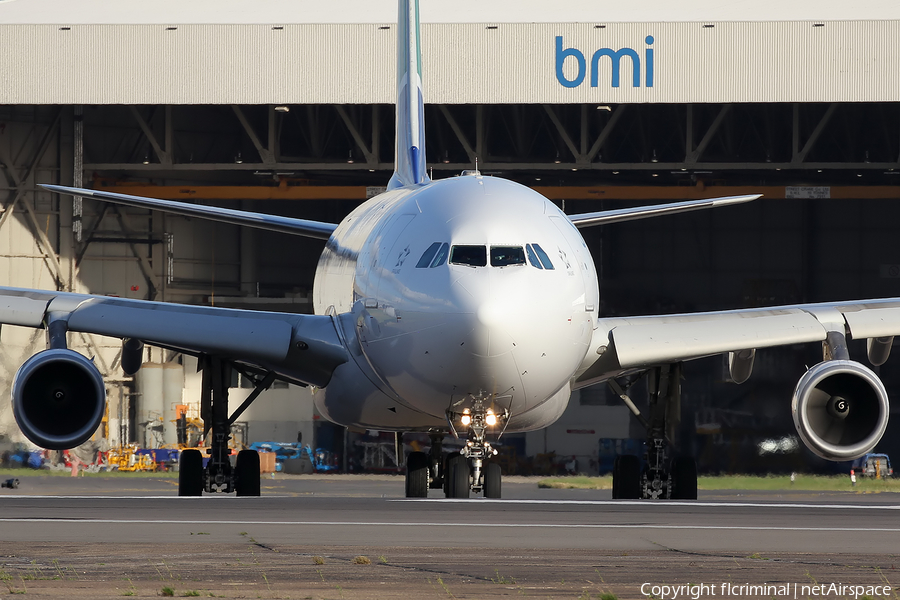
[791,360,889,461]
[12,349,106,450]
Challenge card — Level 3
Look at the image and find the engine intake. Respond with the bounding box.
[791,360,889,461]
[12,349,106,450]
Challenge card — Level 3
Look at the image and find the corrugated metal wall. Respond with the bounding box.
[1,20,898,104]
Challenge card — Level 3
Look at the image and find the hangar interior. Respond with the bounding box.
[1,4,899,474]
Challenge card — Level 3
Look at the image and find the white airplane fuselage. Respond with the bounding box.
[311,173,599,433]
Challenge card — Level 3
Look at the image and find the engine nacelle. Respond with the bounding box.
[12,349,106,450]
[792,360,889,461]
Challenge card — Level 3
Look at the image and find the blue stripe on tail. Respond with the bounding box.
[387,0,430,190]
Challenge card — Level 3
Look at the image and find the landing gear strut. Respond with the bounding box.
[404,433,447,498]
[609,364,698,500]
[403,400,507,499]
[177,356,273,496]
[448,398,506,498]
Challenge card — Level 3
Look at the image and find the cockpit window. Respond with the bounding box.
[416,242,450,268]
[416,242,441,268]
[490,246,526,267]
[525,244,543,269]
[450,245,487,267]
[532,243,555,270]
[430,242,449,268]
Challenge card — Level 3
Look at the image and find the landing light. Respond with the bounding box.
[486,410,497,426]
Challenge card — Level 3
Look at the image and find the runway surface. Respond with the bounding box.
[1,475,898,598]
[1,475,899,551]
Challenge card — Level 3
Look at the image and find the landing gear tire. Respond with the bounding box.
[671,456,698,500]
[483,462,501,499]
[405,451,429,498]
[443,451,460,497]
[447,453,470,499]
[178,449,204,497]
[612,455,641,500]
[235,449,261,497]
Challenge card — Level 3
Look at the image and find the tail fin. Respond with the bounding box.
[387,0,430,190]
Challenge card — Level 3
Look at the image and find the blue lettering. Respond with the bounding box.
[555,36,586,88]
[591,47,640,88]
[556,35,655,89]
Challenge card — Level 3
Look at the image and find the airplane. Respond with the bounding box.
[5,0,893,499]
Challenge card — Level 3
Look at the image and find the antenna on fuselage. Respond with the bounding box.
[460,156,481,178]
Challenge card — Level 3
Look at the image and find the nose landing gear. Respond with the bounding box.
[402,400,507,499]
[448,399,506,499]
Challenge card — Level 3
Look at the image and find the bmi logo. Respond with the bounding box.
[555,36,654,88]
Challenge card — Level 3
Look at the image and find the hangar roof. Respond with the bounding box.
[0,0,898,24]
[0,0,898,104]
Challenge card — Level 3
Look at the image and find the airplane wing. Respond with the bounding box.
[567,194,761,228]
[0,286,348,388]
[41,184,338,240]
[574,298,900,389]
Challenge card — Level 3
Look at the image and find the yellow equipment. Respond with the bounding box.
[106,445,157,472]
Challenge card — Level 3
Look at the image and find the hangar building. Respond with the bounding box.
[1,0,899,473]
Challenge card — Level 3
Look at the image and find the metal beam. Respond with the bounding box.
[111,206,162,300]
[83,160,900,172]
[84,183,900,202]
[686,104,732,164]
[685,104,694,158]
[164,105,173,160]
[231,105,275,166]
[793,103,838,164]
[74,204,110,268]
[128,106,171,165]
[580,104,588,157]
[543,104,580,162]
[0,111,67,288]
[438,105,476,164]
[0,110,63,231]
[586,105,627,162]
[371,105,381,164]
[335,105,375,165]
[475,105,484,161]
[267,105,276,157]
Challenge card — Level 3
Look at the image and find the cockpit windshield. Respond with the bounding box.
[450,245,487,267]
[490,246,526,267]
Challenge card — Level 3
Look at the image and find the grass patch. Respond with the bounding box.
[538,476,612,490]
[161,586,175,596]
[537,474,900,492]
[312,556,325,565]
[491,569,516,585]
[351,556,371,565]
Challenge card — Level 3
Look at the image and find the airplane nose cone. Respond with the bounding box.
[452,271,520,358]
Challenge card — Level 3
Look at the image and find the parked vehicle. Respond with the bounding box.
[851,453,893,478]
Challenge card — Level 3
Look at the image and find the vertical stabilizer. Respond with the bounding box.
[387,0,430,190]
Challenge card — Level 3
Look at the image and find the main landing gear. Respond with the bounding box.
[608,364,698,500]
[177,356,273,497]
[404,399,506,499]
